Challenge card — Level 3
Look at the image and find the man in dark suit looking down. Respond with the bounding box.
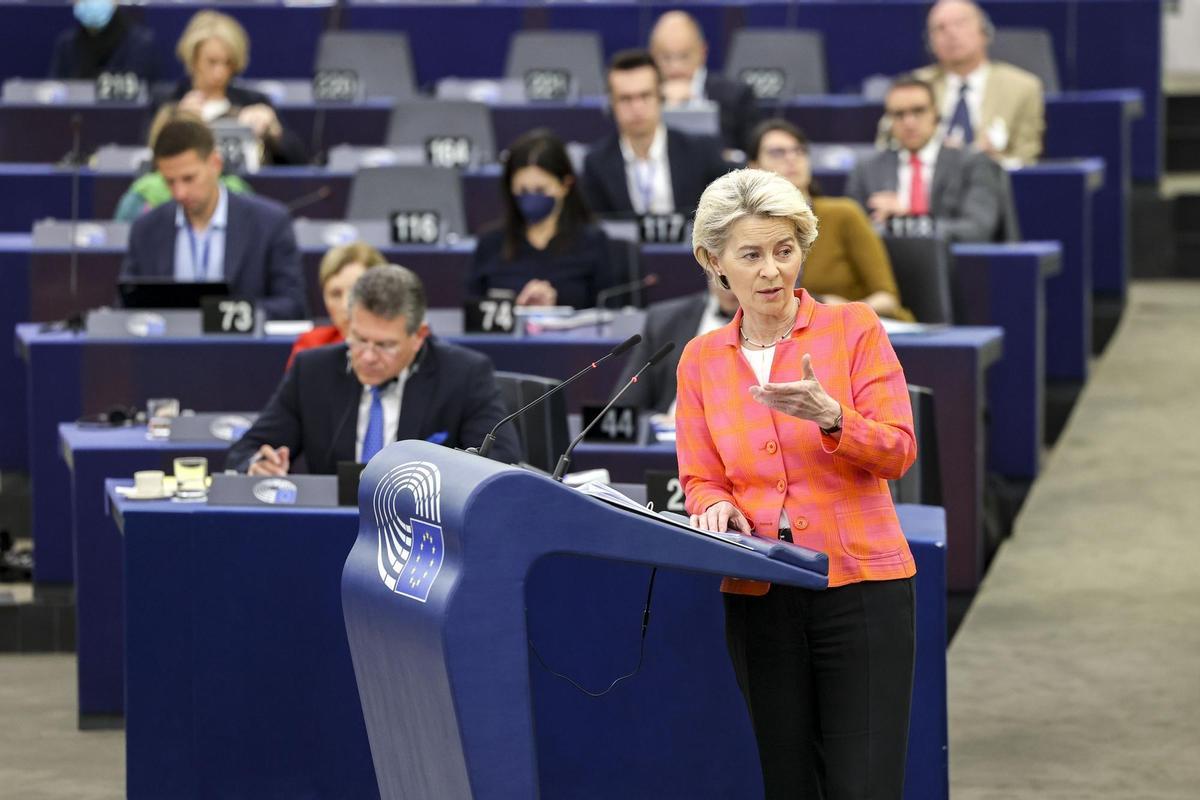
[229,265,520,475]
[582,49,730,218]
[119,116,307,319]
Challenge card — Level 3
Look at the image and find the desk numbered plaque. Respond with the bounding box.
[638,213,688,244]
[645,469,687,515]
[581,405,639,443]
[313,69,360,103]
[887,215,936,238]
[524,69,571,101]
[739,68,786,99]
[95,71,141,103]
[425,136,473,168]
[463,297,516,334]
[390,210,441,244]
[201,297,255,334]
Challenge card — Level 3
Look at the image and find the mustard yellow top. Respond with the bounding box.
[802,196,914,321]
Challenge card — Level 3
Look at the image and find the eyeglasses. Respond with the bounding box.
[762,145,807,161]
[887,105,934,120]
[346,334,403,357]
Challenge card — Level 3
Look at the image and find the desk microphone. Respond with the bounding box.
[595,273,659,310]
[285,184,332,215]
[67,112,83,299]
[551,341,674,481]
[471,333,642,459]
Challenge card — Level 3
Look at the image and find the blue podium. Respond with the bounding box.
[342,442,835,798]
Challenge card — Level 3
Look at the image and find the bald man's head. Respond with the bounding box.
[649,10,708,82]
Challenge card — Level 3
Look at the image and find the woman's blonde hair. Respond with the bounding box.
[692,168,819,276]
[319,242,387,287]
[176,11,250,76]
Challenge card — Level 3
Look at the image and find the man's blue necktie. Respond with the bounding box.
[948,83,974,144]
[361,386,385,463]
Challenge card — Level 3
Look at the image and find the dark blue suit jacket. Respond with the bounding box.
[120,191,307,320]
[582,128,731,218]
[226,338,522,474]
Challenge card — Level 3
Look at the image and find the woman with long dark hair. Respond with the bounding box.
[468,129,618,309]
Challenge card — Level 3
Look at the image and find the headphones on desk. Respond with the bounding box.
[76,405,141,428]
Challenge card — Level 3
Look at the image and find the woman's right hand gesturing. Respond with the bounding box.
[690,501,752,534]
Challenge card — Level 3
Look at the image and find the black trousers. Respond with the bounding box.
[724,570,915,800]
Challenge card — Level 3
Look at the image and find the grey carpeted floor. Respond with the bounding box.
[947,281,1200,799]
[1,282,1197,798]
[0,654,122,799]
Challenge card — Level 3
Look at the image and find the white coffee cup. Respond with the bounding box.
[133,470,165,497]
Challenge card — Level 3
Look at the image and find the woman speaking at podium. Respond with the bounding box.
[676,169,918,799]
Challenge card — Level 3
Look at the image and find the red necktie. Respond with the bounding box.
[908,151,928,216]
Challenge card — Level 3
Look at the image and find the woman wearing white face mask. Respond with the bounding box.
[468,129,620,309]
[50,0,159,82]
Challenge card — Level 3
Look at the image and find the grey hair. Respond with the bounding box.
[347,264,426,334]
[691,168,819,276]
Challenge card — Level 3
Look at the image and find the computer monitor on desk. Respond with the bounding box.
[118,279,230,310]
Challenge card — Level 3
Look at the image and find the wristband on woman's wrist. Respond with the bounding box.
[820,410,843,435]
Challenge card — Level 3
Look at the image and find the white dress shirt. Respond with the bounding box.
[354,369,410,462]
[941,63,990,139]
[173,185,228,282]
[690,66,709,103]
[619,125,675,214]
[741,343,790,530]
[896,139,941,214]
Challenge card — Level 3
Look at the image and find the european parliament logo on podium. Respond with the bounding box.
[372,460,445,603]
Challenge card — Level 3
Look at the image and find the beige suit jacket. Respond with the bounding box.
[914,61,1045,165]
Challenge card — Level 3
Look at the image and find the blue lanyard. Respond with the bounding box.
[186,224,212,281]
[633,159,656,214]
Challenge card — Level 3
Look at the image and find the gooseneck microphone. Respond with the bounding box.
[285,184,333,215]
[472,334,642,459]
[551,341,675,481]
[594,273,659,310]
[67,112,83,298]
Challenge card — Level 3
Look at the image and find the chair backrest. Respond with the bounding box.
[605,236,643,307]
[881,235,955,324]
[890,384,941,506]
[723,29,828,99]
[346,165,468,241]
[504,30,606,98]
[991,28,1060,93]
[996,164,1022,242]
[385,100,496,166]
[493,372,571,473]
[315,31,416,100]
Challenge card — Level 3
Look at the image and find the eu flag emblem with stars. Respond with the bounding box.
[394,519,445,603]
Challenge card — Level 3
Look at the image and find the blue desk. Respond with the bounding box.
[59,423,685,724]
[954,243,1060,479]
[60,424,231,724]
[4,232,1047,469]
[22,321,997,592]
[109,478,946,800]
[17,326,292,584]
[0,0,1162,180]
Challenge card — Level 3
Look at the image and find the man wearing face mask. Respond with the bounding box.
[50,0,159,83]
[468,129,619,309]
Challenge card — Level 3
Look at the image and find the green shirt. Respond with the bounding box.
[113,172,253,222]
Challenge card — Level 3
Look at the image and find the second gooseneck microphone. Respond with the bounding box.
[473,333,642,459]
[551,341,675,481]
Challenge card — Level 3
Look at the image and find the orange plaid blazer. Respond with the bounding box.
[675,289,917,593]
